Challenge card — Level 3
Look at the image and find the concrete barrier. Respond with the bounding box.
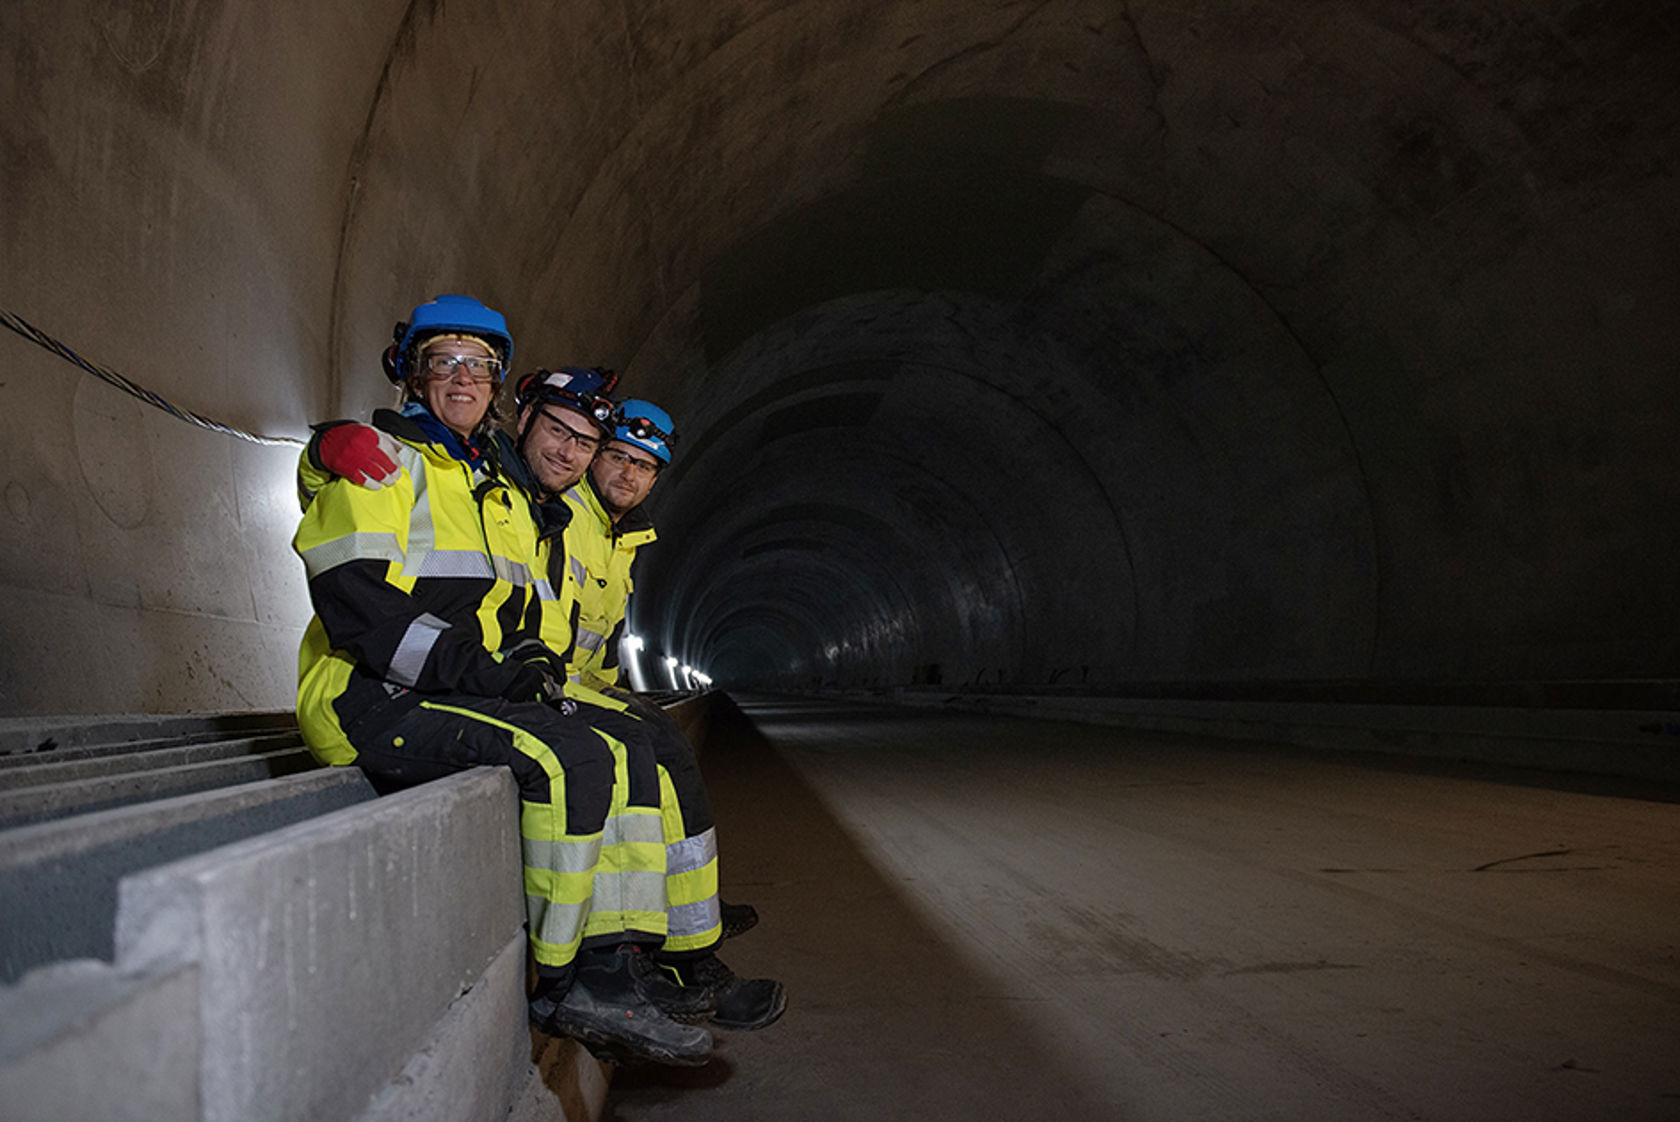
[1,767,375,983]
[113,767,524,1122]
[0,744,319,829]
[0,712,300,759]
[0,960,202,1120]
[879,688,1680,786]
[664,690,717,754]
[0,694,723,1122]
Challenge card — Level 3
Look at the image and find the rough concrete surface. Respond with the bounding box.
[2,1,1677,716]
[113,767,524,1122]
[509,1036,614,1122]
[0,961,201,1121]
[1,767,373,983]
[603,696,1680,1121]
[356,934,532,1122]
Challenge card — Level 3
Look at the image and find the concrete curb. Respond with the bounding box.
[877,689,1680,786]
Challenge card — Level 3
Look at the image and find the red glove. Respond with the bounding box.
[314,423,401,489]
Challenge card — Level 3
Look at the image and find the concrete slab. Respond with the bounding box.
[885,689,1680,787]
[1,768,375,983]
[0,733,303,790]
[356,934,530,1122]
[0,747,318,829]
[0,960,201,1120]
[114,766,525,1122]
[509,1035,614,1122]
[0,713,298,759]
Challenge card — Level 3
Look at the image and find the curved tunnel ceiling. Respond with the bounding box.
[324,0,1676,691]
[5,0,1673,713]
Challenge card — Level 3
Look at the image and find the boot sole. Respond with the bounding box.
[534,1009,712,1067]
[721,904,759,940]
[710,986,788,1032]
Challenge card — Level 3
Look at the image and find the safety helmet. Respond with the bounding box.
[514,366,619,434]
[610,399,677,464]
[383,294,514,384]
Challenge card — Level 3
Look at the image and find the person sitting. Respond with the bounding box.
[292,294,709,1065]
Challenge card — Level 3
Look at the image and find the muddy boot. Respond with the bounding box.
[530,946,713,1066]
[721,899,759,940]
[668,951,787,1031]
[626,944,717,1023]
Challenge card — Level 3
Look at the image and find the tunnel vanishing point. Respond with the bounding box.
[1,0,1676,716]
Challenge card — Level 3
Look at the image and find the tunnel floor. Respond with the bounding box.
[603,696,1680,1121]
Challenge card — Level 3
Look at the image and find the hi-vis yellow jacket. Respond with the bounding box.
[561,475,657,691]
[293,411,572,764]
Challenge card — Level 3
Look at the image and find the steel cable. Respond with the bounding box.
[1,307,304,447]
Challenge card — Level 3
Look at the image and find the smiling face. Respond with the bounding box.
[590,440,661,517]
[414,335,498,438]
[517,402,604,496]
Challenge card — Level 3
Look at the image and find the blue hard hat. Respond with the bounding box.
[515,366,619,433]
[384,294,514,384]
[611,399,677,464]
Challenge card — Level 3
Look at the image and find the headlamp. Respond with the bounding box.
[620,414,676,446]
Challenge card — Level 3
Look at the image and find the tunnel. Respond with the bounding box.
[2,1,1678,1119]
[4,0,1676,708]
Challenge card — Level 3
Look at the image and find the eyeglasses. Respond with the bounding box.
[537,407,603,454]
[599,447,660,476]
[422,353,502,383]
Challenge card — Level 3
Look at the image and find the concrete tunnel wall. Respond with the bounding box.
[1,1,1676,715]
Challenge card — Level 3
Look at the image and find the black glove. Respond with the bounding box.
[500,661,563,703]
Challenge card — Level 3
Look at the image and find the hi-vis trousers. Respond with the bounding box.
[345,693,667,969]
[573,698,722,956]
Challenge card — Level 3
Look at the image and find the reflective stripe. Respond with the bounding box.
[299,531,405,579]
[526,895,590,961]
[404,548,555,597]
[411,549,496,580]
[667,828,717,876]
[569,554,588,587]
[574,626,606,654]
[589,868,669,916]
[408,460,437,556]
[388,612,450,686]
[667,896,722,941]
[493,555,542,590]
[524,834,611,876]
[603,812,667,849]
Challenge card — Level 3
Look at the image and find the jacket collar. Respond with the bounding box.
[383,403,493,468]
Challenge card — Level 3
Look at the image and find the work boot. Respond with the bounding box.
[668,952,787,1031]
[529,945,713,1066]
[721,899,759,940]
[627,944,717,1023]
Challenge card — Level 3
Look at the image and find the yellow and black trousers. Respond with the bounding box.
[571,696,722,957]
[334,691,668,971]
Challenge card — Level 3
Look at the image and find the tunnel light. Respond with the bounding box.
[621,633,648,692]
[679,664,694,690]
[664,656,681,691]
